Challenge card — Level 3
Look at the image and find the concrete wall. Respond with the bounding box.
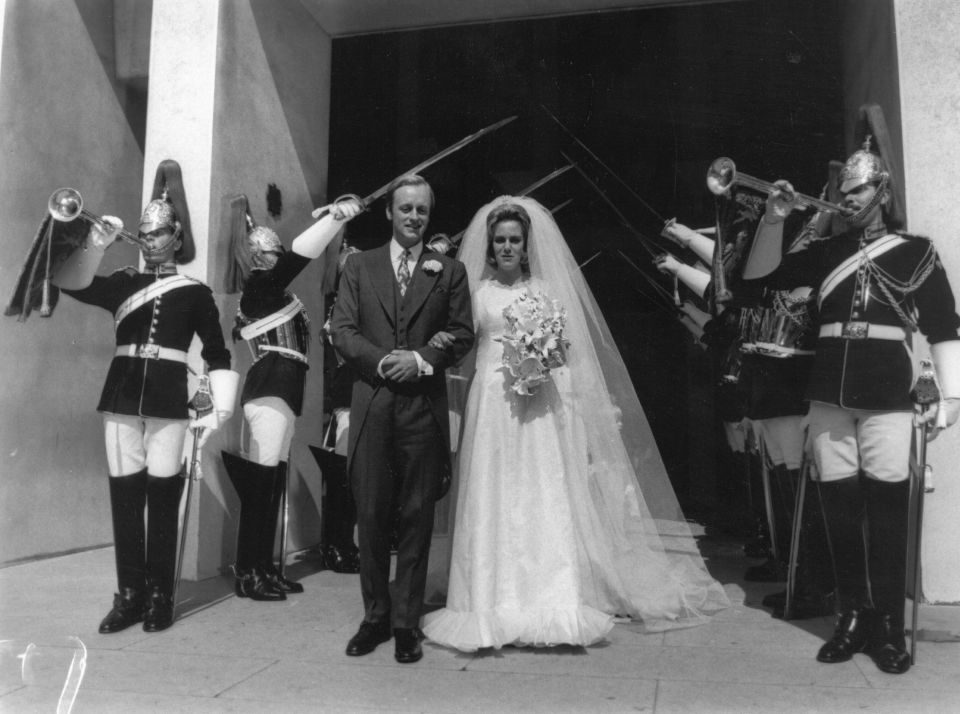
[0,0,145,564]
[891,0,960,604]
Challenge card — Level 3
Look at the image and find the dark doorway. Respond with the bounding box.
[327,0,844,520]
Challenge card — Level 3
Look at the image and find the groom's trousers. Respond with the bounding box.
[350,387,445,629]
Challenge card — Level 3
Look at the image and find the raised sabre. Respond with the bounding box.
[312,115,518,219]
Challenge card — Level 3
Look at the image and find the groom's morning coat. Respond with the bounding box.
[330,243,474,468]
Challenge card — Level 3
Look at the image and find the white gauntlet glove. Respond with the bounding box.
[90,216,124,250]
[924,341,960,437]
[294,196,364,259]
[661,219,716,264]
[51,216,123,290]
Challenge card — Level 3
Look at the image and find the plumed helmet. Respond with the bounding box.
[142,159,194,263]
[839,104,905,229]
[838,137,889,194]
[139,196,179,235]
[223,194,285,293]
[248,225,283,257]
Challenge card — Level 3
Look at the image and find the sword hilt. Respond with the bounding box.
[911,359,941,407]
[188,374,214,418]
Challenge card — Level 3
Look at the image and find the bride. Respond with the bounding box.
[421,197,729,652]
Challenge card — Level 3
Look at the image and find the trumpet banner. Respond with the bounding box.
[4,215,87,321]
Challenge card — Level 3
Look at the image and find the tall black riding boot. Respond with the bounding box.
[99,470,148,634]
[815,476,873,663]
[864,478,911,674]
[260,461,304,594]
[322,452,360,573]
[222,452,285,601]
[144,474,184,632]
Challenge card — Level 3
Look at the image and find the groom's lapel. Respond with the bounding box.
[369,244,397,326]
[402,251,439,323]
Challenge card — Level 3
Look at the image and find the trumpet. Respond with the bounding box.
[707,157,850,216]
[47,187,147,248]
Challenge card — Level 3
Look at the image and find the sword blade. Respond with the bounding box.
[542,104,666,223]
[365,115,518,207]
[518,164,573,197]
[565,151,661,258]
[314,115,518,219]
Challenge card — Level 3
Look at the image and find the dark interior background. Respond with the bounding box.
[327,0,844,521]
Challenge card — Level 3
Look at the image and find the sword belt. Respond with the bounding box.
[115,344,189,363]
[819,322,907,341]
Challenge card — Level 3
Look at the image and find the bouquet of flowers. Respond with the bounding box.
[497,291,571,396]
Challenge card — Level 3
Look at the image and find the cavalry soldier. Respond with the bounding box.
[222,194,363,600]
[660,209,834,619]
[742,113,960,673]
[52,159,239,633]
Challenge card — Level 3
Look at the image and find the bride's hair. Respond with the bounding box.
[484,202,531,271]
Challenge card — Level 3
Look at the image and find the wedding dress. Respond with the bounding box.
[422,197,729,652]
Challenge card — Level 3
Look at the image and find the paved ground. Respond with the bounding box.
[1,533,959,713]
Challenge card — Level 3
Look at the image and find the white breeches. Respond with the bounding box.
[103,414,188,477]
[244,397,295,467]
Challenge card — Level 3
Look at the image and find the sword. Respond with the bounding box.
[518,164,573,197]
[174,374,213,620]
[542,104,667,224]
[312,115,518,219]
[562,151,664,259]
[907,358,941,664]
[278,461,290,578]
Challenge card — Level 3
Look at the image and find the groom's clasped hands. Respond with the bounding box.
[380,350,421,382]
[382,330,457,382]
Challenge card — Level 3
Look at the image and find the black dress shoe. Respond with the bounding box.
[98,587,146,634]
[142,586,175,632]
[346,621,392,656]
[394,628,423,664]
[261,564,304,594]
[234,566,286,601]
[817,609,873,663]
[865,613,911,674]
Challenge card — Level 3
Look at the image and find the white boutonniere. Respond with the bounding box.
[422,259,443,275]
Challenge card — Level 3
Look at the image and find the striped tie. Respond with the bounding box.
[397,249,411,296]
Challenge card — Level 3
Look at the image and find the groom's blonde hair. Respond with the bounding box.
[385,174,435,210]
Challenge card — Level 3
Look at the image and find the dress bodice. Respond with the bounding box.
[473,278,536,361]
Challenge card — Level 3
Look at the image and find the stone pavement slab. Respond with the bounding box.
[2,538,959,713]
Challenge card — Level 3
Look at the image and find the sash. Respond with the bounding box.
[239,296,304,341]
[114,274,197,330]
[817,234,906,309]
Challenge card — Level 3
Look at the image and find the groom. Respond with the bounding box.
[330,174,474,663]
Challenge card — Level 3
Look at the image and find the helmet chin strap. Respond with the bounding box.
[844,177,889,227]
[140,227,181,259]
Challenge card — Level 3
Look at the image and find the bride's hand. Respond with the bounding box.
[428,331,455,350]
